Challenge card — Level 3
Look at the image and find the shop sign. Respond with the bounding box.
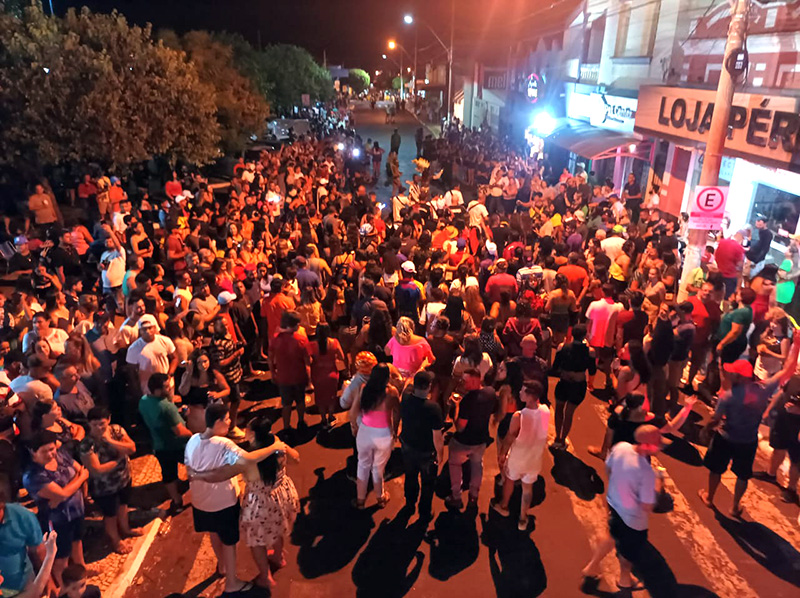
[635,86,800,172]
[588,93,637,133]
[689,186,729,230]
[526,73,541,104]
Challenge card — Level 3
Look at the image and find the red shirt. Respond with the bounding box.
[271,330,309,386]
[165,180,183,199]
[485,272,518,303]
[264,293,296,339]
[687,295,721,344]
[715,239,745,278]
[77,182,97,199]
[558,264,588,297]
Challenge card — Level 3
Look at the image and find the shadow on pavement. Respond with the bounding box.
[550,450,605,501]
[480,510,547,597]
[634,541,721,598]
[425,508,480,580]
[661,435,704,467]
[315,423,354,450]
[351,508,427,598]
[291,467,375,578]
[715,511,800,587]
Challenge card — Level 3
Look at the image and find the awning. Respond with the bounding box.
[453,89,465,104]
[548,121,648,160]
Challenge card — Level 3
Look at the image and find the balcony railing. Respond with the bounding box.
[580,63,600,84]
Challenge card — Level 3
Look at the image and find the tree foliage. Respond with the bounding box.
[257,44,335,112]
[347,68,370,94]
[0,5,220,172]
[159,29,269,154]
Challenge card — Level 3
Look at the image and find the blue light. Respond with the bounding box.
[532,111,557,137]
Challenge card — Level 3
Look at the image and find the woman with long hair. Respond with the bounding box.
[349,364,399,509]
[309,323,345,429]
[502,302,539,358]
[297,286,325,338]
[453,333,494,384]
[441,295,476,342]
[493,359,525,441]
[385,316,435,380]
[463,284,486,329]
[353,306,394,364]
[178,350,230,433]
[240,416,300,589]
[489,291,516,327]
[546,273,577,347]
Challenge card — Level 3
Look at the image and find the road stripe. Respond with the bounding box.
[106,517,162,598]
[590,404,759,598]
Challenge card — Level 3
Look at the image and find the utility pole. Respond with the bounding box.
[679,0,750,300]
[447,0,454,122]
[400,50,404,101]
[413,27,418,97]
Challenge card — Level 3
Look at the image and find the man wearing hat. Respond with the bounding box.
[125,314,177,396]
[395,261,423,322]
[699,337,800,517]
[581,424,663,590]
[485,259,518,304]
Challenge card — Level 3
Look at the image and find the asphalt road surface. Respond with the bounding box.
[123,106,800,598]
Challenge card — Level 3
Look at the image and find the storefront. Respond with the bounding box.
[543,84,650,188]
[635,85,800,261]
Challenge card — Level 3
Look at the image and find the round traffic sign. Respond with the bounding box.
[695,187,726,212]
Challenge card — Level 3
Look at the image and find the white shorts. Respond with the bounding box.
[504,462,541,485]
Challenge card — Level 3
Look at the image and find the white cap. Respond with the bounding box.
[401,260,417,274]
[217,291,237,305]
[486,241,498,255]
[137,314,158,329]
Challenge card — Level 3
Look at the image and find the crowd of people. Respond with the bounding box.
[1,101,800,598]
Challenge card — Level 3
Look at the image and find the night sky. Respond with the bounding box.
[59,0,580,71]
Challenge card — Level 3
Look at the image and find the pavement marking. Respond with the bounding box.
[106,517,162,598]
[590,404,759,598]
[547,407,623,593]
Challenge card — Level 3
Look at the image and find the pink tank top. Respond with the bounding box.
[362,409,391,429]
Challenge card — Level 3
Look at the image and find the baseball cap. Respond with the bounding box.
[217,291,237,305]
[574,211,586,222]
[401,260,417,274]
[609,192,620,199]
[13,235,28,245]
[723,359,754,378]
[634,424,665,451]
[521,334,537,346]
[456,238,467,250]
[486,241,498,256]
[613,224,625,234]
[137,314,158,329]
[495,258,508,268]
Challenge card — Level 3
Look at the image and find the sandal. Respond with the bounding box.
[223,580,254,595]
[351,498,366,510]
[376,493,391,508]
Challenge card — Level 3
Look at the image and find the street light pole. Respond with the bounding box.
[447,0,454,123]
[400,51,404,101]
[679,0,750,299]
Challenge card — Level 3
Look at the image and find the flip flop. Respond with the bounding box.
[617,580,645,591]
[222,580,254,596]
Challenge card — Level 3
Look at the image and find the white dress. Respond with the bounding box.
[504,405,550,484]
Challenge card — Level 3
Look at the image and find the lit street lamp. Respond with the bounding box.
[403,3,454,121]
[387,40,406,101]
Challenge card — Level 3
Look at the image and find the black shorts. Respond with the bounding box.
[279,384,306,408]
[93,483,132,517]
[555,380,587,406]
[192,502,240,546]
[608,506,647,563]
[42,517,84,559]
[703,432,757,480]
[155,449,184,484]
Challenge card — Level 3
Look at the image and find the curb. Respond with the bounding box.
[104,515,163,598]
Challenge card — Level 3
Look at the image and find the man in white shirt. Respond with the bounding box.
[586,284,622,392]
[444,182,464,211]
[601,227,626,261]
[22,312,68,355]
[185,404,287,594]
[125,314,177,394]
[9,355,54,409]
[468,191,490,234]
[99,224,126,312]
[582,426,660,590]
[114,296,147,352]
[392,186,413,226]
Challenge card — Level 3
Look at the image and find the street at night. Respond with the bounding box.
[2,2,800,598]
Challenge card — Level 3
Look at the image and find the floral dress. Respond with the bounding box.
[240,458,300,549]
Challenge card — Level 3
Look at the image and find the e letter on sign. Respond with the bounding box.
[689,186,729,230]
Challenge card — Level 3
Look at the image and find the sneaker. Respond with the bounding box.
[781,488,799,505]
[227,426,246,440]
